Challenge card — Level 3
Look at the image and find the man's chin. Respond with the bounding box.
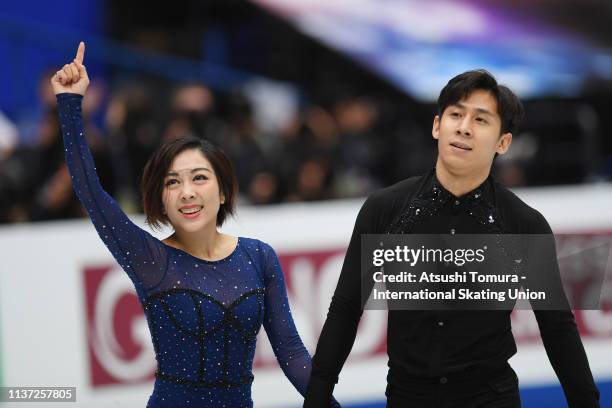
[438,156,490,175]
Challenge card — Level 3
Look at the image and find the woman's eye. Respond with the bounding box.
[165,179,178,186]
[194,175,208,181]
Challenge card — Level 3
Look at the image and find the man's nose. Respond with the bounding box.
[456,117,472,137]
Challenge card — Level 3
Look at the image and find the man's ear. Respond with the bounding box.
[496,132,512,155]
[432,115,441,140]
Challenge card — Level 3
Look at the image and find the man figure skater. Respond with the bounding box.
[304,70,600,407]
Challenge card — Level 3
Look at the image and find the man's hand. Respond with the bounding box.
[50,42,89,96]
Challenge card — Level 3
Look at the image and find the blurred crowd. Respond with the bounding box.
[0,72,440,224]
[2,67,610,224]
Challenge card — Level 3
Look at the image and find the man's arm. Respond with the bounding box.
[303,196,377,407]
[528,211,600,408]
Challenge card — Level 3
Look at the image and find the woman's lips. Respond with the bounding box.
[179,206,203,218]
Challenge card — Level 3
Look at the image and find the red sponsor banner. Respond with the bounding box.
[83,264,156,387]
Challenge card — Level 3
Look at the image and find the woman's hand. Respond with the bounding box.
[50,41,90,96]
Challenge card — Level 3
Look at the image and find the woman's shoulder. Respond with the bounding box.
[238,236,276,254]
[237,238,281,279]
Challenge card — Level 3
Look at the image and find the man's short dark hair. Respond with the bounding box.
[437,69,525,135]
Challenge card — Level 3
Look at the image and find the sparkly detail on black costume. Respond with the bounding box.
[387,169,504,235]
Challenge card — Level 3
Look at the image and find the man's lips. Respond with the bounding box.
[450,142,472,151]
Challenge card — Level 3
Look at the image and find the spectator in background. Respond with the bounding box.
[0,110,18,159]
[165,83,217,142]
[287,158,333,202]
[0,71,114,222]
[247,169,282,204]
[0,110,21,222]
[28,76,113,221]
[105,82,160,213]
[332,96,382,197]
[277,105,338,202]
[216,91,277,203]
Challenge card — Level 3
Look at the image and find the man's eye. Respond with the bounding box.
[449,112,460,118]
[476,117,488,124]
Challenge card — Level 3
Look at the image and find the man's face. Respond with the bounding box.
[433,89,512,176]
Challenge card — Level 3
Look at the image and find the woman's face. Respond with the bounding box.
[162,148,224,234]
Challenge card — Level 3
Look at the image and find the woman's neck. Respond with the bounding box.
[166,227,234,261]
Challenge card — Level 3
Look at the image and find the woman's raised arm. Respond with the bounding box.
[52,43,167,293]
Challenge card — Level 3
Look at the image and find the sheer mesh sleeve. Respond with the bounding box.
[57,93,167,291]
[260,243,341,407]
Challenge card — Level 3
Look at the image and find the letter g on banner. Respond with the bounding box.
[84,264,156,387]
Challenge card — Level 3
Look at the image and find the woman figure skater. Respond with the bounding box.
[52,42,340,408]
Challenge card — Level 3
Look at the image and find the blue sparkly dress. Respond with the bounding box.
[57,93,340,408]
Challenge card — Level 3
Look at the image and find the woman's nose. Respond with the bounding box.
[180,184,196,200]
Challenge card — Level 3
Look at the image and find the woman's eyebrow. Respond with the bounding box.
[166,167,212,176]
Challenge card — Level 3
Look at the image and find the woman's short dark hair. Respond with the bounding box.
[141,136,237,229]
[437,69,525,135]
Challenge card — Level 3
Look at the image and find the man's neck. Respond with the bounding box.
[435,161,490,197]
